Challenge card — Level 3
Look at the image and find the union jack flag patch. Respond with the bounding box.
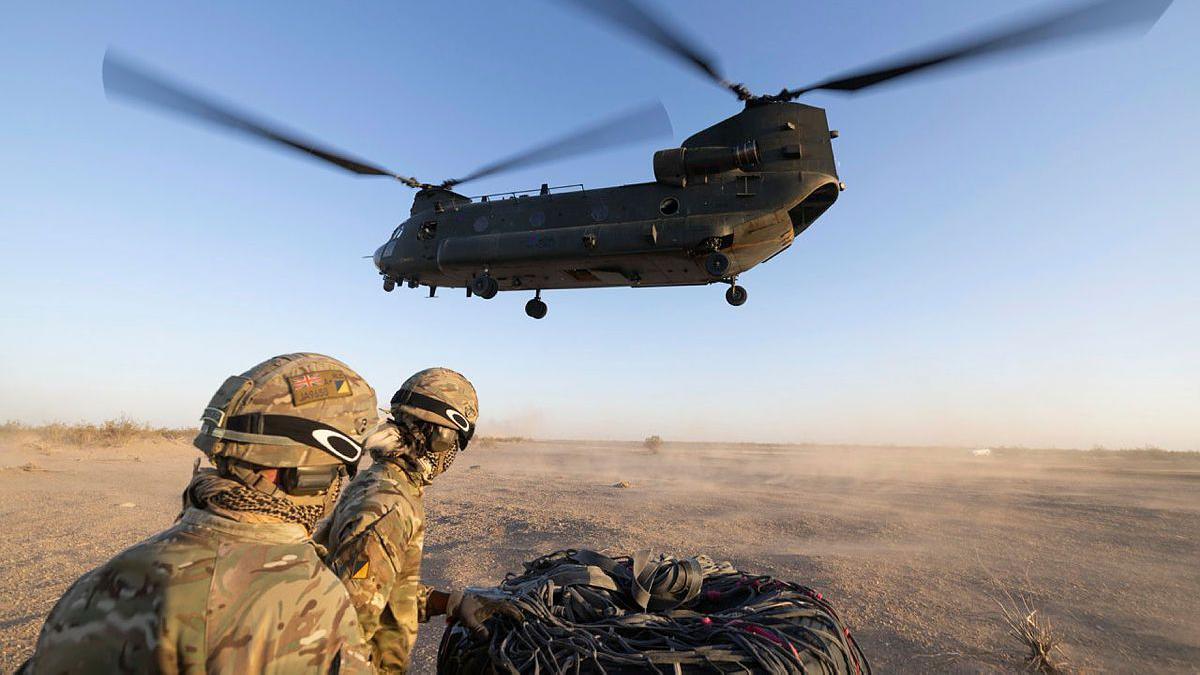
[287,370,352,406]
[291,373,324,389]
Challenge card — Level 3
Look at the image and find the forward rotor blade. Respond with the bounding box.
[443,101,672,187]
[783,0,1173,98]
[102,51,426,187]
[561,0,748,99]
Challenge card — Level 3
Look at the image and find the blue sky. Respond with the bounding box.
[1,1,1196,449]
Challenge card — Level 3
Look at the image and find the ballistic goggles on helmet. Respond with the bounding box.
[389,389,475,450]
[201,407,363,464]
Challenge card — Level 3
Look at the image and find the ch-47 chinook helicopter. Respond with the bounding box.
[104,0,1170,319]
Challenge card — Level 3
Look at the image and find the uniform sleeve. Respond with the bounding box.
[334,641,376,675]
[326,485,424,672]
[328,518,407,635]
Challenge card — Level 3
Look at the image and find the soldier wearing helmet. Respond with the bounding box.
[318,367,517,672]
[21,353,377,674]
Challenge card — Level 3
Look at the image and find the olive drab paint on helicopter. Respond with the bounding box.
[374,102,839,296]
[102,0,1173,318]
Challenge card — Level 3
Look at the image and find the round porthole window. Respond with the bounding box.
[659,197,680,216]
[473,216,489,233]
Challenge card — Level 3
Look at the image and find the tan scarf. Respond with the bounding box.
[186,468,338,533]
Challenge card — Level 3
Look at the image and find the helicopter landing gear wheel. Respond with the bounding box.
[704,251,730,278]
[382,278,395,292]
[725,284,748,307]
[525,297,548,319]
[471,274,498,300]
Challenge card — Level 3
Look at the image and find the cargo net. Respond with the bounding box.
[438,549,871,674]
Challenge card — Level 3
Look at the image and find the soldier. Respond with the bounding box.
[21,353,378,674]
[319,368,516,673]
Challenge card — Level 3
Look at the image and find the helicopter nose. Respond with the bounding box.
[372,244,387,271]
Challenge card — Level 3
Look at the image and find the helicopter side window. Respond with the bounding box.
[659,197,680,216]
[417,220,438,241]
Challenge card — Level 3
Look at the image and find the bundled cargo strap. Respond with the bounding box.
[438,549,871,674]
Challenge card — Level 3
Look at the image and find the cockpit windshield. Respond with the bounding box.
[391,224,407,240]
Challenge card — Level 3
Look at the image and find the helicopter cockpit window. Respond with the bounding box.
[417,220,438,241]
[659,197,680,216]
[391,224,406,240]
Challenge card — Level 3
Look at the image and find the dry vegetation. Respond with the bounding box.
[472,435,526,449]
[0,418,195,447]
[991,445,1194,461]
[998,592,1071,674]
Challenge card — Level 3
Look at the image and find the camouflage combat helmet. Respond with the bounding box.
[195,353,378,470]
[389,367,478,449]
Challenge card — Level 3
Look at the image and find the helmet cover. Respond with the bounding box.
[194,353,378,469]
[390,367,478,443]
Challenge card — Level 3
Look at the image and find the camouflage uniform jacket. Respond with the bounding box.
[318,459,429,673]
[22,507,373,674]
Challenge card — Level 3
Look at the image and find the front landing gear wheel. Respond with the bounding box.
[704,251,730,278]
[725,285,748,307]
[382,278,395,292]
[525,298,548,319]
[471,275,498,300]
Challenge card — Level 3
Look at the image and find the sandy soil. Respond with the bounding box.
[2,435,1198,673]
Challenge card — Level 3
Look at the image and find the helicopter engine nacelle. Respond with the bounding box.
[653,141,759,188]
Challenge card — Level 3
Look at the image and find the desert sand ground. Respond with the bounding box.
[2,432,1198,673]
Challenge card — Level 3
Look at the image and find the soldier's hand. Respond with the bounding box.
[363,422,404,455]
[446,588,522,638]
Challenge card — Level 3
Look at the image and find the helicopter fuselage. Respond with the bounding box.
[375,101,840,296]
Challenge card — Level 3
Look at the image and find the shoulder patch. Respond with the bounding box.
[352,561,370,579]
[288,370,354,406]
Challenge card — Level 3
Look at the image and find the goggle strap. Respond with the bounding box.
[391,389,474,440]
[208,427,295,446]
[205,413,363,464]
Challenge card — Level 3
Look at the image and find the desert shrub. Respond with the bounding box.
[2,418,195,447]
[643,435,663,452]
[997,593,1071,674]
[475,436,525,447]
[992,445,1197,462]
[158,427,197,442]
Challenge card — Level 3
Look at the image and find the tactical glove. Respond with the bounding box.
[446,588,522,637]
[363,422,404,456]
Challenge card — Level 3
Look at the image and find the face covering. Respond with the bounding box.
[188,465,341,533]
[426,426,460,478]
[405,423,460,485]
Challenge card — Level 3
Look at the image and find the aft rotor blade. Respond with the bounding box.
[102,51,426,187]
[561,0,749,100]
[783,0,1173,98]
[444,101,672,187]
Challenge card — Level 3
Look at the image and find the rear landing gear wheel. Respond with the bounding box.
[471,274,498,300]
[525,297,548,319]
[704,251,730,278]
[382,278,395,292]
[725,284,748,307]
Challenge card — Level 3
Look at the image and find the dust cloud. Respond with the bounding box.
[2,430,1198,672]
